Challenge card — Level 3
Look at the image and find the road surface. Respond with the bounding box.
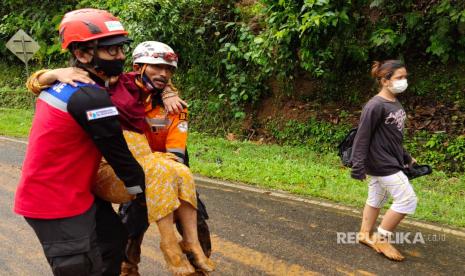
[0,137,464,275]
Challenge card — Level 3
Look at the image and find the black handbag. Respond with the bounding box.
[403,163,433,180]
[337,128,358,167]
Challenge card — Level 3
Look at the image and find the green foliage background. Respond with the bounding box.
[3,1,465,104]
[1,0,465,172]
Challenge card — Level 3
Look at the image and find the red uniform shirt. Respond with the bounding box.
[15,81,145,219]
[15,85,100,219]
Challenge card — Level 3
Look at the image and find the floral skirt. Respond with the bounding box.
[93,131,197,223]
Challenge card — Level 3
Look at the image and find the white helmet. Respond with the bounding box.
[132,41,178,68]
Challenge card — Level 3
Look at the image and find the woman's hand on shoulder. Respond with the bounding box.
[51,67,95,87]
[163,95,187,114]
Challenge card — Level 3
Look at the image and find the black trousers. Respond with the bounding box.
[25,197,128,276]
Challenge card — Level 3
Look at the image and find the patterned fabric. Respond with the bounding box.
[93,130,197,223]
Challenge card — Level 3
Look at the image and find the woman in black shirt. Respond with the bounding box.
[351,60,417,261]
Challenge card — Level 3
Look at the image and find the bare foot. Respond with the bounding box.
[372,233,405,261]
[179,240,216,272]
[160,241,196,275]
[358,232,381,253]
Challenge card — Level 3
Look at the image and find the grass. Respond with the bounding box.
[1,108,464,228]
[187,132,465,228]
[0,108,33,137]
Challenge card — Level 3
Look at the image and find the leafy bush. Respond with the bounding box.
[254,1,465,74]
[0,0,78,64]
[268,118,465,173]
[0,87,34,109]
[268,118,351,152]
[1,0,465,173]
[0,62,28,89]
[406,131,465,173]
[2,0,465,112]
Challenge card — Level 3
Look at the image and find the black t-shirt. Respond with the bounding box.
[351,95,411,179]
[67,84,145,194]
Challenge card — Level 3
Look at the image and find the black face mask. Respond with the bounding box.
[93,56,124,77]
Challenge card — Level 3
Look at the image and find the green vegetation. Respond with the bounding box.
[0,108,33,137]
[268,118,465,174]
[3,87,463,173]
[1,1,464,227]
[1,1,465,172]
[0,88,35,110]
[188,132,465,228]
[2,1,465,109]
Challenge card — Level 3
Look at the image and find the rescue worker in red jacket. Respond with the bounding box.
[14,8,145,276]
[26,41,214,275]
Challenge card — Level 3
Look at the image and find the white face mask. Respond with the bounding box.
[389,79,408,94]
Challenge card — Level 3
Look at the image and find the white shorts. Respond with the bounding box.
[366,171,417,215]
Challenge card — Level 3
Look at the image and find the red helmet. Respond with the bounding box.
[59,8,129,49]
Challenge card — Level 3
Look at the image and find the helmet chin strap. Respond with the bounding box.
[136,64,159,107]
[139,64,151,87]
[74,58,111,86]
[90,44,105,76]
[76,45,110,85]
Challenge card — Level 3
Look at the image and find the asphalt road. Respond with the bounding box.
[0,137,464,275]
